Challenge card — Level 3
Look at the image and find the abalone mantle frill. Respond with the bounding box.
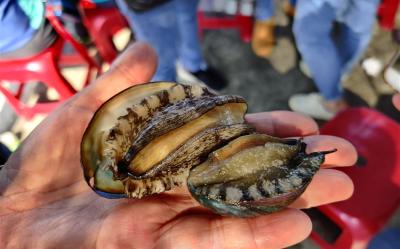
[81,82,333,217]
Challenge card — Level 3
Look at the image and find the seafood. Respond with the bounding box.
[81,82,334,217]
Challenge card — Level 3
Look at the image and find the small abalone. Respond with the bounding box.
[81,82,334,217]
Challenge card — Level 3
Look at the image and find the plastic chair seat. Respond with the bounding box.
[310,108,400,249]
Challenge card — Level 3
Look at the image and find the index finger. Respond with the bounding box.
[245,111,319,137]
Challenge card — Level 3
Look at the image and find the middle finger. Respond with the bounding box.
[303,135,357,168]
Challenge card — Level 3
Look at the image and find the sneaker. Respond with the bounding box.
[288,93,336,120]
[176,63,228,90]
[251,19,275,58]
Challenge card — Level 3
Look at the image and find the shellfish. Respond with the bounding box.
[81,82,334,217]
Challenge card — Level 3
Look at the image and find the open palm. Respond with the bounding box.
[0,43,356,249]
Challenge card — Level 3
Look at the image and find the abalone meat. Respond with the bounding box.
[81,82,334,217]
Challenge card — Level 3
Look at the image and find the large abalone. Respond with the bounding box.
[81,82,334,217]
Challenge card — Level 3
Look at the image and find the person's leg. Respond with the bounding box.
[255,0,275,21]
[174,0,206,72]
[0,1,57,59]
[0,143,11,165]
[0,19,58,60]
[115,0,178,81]
[368,228,400,249]
[252,0,275,57]
[335,23,362,73]
[174,0,227,89]
[289,1,347,120]
[293,1,342,101]
[336,0,379,75]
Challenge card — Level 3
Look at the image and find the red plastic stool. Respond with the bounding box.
[309,108,400,249]
[0,6,101,120]
[197,1,253,42]
[0,38,76,119]
[79,0,130,63]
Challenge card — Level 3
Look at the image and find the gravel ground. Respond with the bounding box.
[203,26,400,122]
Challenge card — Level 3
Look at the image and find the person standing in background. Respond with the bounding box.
[289,0,380,120]
[115,0,227,90]
[0,0,57,59]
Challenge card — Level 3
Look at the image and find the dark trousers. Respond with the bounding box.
[0,20,58,60]
[0,143,10,165]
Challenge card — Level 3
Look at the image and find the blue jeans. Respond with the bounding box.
[255,0,297,21]
[116,0,206,81]
[293,0,379,101]
[368,228,400,249]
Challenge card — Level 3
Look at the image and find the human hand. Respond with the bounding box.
[0,42,356,249]
[392,94,400,111]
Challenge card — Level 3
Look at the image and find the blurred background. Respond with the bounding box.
[0,0,400,248]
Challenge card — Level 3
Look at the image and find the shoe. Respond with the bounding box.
[251,19,275,58]
[288,93,336,120]
[176,63,228,90]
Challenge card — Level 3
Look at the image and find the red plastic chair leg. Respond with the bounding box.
[238,15,253,42]
[36,53,77,98]
[0,84,26,117]
[78,5,129,63]
[15,83,25,99]
[46,5,101,73]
